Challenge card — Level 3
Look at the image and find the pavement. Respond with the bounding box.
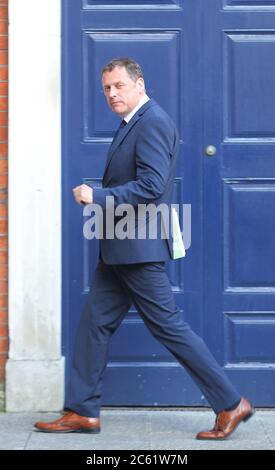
[0,408,274,450]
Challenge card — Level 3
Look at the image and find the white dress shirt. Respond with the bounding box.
[123,94,150,123]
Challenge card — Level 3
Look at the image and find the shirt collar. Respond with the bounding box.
[123,95,150,123]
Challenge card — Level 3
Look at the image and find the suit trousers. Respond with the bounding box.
[65,260,241,417]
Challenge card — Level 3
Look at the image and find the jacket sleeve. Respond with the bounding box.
[92,118,172,209]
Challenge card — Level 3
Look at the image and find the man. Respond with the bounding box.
[35,58,254,439]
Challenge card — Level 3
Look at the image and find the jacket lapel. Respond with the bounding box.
[103,99,156,181]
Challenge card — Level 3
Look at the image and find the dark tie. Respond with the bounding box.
[112,119,127,144]
[104,120,127,177]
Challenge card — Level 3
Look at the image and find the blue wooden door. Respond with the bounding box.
[203,0,275,406]
[62,0,275,406]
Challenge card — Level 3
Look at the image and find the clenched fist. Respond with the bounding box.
[73,184,93,205]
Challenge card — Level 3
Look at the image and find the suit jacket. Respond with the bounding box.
[93,99,180,264]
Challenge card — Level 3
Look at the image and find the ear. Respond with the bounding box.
[136,77,145,94]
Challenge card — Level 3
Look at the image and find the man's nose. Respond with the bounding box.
[109,86,117,98]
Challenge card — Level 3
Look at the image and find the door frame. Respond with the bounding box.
[6,0,64,411]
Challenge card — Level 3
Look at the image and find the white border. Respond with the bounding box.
[6,0,64,411]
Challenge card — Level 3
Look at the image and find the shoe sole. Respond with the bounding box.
[196,408,255,441]
[34,427,101,434]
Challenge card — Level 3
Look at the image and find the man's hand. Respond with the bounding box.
[73,184,93,205]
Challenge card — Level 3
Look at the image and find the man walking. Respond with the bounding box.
[35,58,254,439]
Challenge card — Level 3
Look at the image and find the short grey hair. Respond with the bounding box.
[101,58,144,82]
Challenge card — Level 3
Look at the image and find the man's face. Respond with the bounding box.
[102,66,145,117]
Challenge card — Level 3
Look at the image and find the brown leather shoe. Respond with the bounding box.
[34,411,100,433]
[196,397,254,440]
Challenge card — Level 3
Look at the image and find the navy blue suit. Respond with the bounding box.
[65,99,240,417]
[93,99,177,264]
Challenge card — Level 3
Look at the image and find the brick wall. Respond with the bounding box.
[0,0,8,404]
